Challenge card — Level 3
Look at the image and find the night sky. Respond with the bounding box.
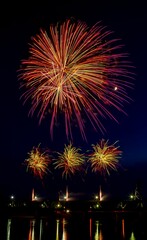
[0,1,147,201]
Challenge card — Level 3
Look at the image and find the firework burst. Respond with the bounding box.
[88,139,122,176]
[53,143,85,179]
[18,18,134,140]
[24,144,51,179]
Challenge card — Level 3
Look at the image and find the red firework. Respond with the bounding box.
[18,19,134,140]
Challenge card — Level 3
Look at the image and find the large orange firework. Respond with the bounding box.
[88,139,122,176]
[53,143,85,179]
[19,18,134,140]
[25,144,51,179]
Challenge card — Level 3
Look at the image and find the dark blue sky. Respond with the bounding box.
[0,1,147,200]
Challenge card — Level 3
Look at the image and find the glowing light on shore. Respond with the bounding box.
[65,185,69,201]
[99,185,103,201]
[32,188,35,201]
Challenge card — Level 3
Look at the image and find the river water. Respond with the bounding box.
[1,211,147,240]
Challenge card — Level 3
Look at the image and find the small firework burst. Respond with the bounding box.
[53,143,85,179]
[88,139,122,176]
[25,144,51,179]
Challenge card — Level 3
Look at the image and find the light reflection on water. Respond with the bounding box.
[39,219,43,240]
[6,219,11,240]
[121,218,126,239]
[56,219,59,240]
[130,232,136,240]
[28,219,35,240]
[4,212,146,240]
[62,218,68,240]
[89,218,92,240]
[94,220,103,240]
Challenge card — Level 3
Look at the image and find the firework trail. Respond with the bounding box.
[19,18,134,140]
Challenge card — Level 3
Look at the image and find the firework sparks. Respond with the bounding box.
[88,139,122,176]
[25,144,51,179]
[53,143,85,179]
[18,18,134,140]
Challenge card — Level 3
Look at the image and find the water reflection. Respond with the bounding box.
[28,219,35,240]
[94,220,103,240]
[7,219,11,240]
[56,219,60,240]
[62,218,68,240]
[89,218,92,240]
[89,218,103,240]
[121,219,125,238]
[39,219,43,240]
[130,231,136,240]
[4,212,147,240]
